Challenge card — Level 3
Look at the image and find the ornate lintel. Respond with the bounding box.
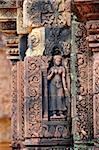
[23,0,71,28]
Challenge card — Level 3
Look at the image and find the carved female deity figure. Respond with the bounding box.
[47,55,68,119]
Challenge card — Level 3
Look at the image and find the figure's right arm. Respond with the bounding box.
[47,68,54,80]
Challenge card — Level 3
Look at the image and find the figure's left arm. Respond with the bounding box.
[62,68,69,94]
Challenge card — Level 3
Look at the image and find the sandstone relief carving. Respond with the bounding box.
[47,54,69,119]
[26,27,45,56]
[23,0,71,28]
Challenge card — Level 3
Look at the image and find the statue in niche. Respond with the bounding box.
[47,55,69,119]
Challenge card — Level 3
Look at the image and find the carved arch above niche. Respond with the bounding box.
[44,27,71,56]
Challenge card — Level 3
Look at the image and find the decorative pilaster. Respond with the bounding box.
[73,1,99,149]
[86,20,99,148]
[11,62,18,148]
[17,0,28,34]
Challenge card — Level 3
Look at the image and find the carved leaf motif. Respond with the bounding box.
[44,27,71,55]
[42,124,69,138]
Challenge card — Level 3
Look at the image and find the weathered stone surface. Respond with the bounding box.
[0,119,11,142]
[0,0,16,8]
[23,0,71,28]
[0,50,11,118]
[0,142,11,150]
[0,8,16,20]
[93,53,99,140]
[0,49,11,149]
[26,27,45,56]
[17,7,28,34]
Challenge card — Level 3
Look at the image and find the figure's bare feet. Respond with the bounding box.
[59,111,65,118]
[50,114,57,119]
[60,114,64,118]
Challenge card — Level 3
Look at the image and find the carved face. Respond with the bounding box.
[54,55,62,66]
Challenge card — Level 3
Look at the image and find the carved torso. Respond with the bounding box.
[50,66,64,89]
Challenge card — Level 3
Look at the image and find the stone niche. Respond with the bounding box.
[24,55,71,148]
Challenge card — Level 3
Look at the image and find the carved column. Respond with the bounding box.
[73,0,99,149]
[11,61,18,148]
[86,20,99,149]
[0,2,20,149]
[16,0,28,61]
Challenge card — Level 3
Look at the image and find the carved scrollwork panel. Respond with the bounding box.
[74,22,93,141]
[24,57,42,138]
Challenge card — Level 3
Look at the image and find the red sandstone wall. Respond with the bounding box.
[0,49,11,150]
